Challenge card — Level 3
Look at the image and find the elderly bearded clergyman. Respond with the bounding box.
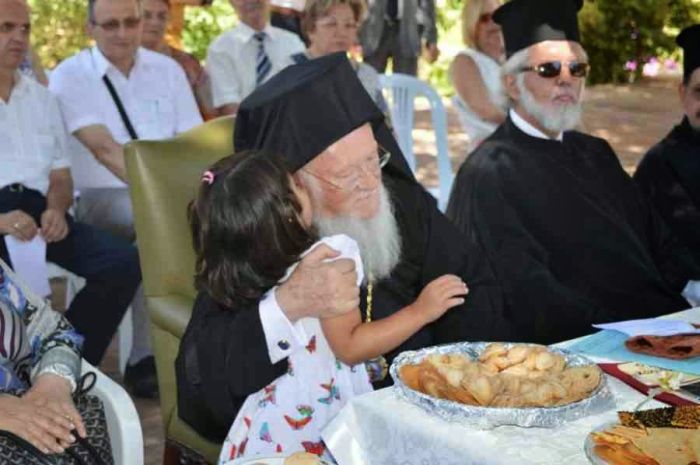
[176,53,506,442]
[446,0,700,346]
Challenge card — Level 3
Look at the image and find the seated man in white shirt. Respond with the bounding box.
[206,0,305,116]
[0,0,140,369]
[48,0,202,398]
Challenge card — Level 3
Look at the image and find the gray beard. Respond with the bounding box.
[517,75,582,134]
[313,186,402,281]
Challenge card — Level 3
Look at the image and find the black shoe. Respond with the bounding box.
[124,356,159,399]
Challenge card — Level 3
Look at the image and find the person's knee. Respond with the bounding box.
[118,244,142,285]
[94,236,142,287]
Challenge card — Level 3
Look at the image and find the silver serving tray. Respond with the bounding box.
[390,342,615,429]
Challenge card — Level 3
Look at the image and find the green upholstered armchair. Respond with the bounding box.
[124,116,234,464]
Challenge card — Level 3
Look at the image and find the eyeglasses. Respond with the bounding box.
[303,147,391,191]
[91,17,142,32]
[0,22,30,34]
[316,18,358,31]
[520,61,590,79]
[478,12,493,23]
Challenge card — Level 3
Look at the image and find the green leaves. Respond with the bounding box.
[182,0,236,61]
[580,0,700,84]
[29,0,90,69]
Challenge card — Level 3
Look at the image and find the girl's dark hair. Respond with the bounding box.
[189,151,316,308]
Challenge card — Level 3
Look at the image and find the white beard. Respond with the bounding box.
[517,75,583,134]
[313,185,402,281]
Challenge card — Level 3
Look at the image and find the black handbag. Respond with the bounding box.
[0,373,114,465]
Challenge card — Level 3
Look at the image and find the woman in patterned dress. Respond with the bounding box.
[0,258,87,456]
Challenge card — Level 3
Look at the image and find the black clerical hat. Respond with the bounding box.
[493,0,584,58]
[677,24,700,81]
[234,53,413,180]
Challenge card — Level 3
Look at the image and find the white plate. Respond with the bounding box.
[230,456,286,465]
[230,455,330,465]
[584,422,621,465]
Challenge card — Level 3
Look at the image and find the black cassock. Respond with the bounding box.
[176,167,507,442]
[634,118,700,267]
[446,117,700,347]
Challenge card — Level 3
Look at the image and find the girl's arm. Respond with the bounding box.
[321,275,468,365]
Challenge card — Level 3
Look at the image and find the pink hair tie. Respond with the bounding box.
[202,170,215,185]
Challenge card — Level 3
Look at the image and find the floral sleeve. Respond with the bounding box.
[0,261,83,390]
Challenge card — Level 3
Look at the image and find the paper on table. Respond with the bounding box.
[3,235,51,297]
[593,318,700,337]
[568,330,700,375]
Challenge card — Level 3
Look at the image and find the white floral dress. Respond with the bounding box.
[219,235,373,463]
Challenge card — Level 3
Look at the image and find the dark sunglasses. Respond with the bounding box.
[478,12,493,23]
[520,61,590,78]
[91,17,142,32]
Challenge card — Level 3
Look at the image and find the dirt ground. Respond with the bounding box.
[412,76,684,187]
[89,77,685,465]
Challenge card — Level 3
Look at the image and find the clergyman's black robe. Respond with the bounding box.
[634,118,700,267]
[447,117,700,346]
[176,166,507,442]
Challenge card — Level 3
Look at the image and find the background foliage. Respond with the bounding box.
[579,0,700,84]
[27,0,700,92]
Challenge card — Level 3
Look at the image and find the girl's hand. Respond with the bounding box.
[412,275,469,323]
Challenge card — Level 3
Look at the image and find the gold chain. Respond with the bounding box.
[365,280,373,323]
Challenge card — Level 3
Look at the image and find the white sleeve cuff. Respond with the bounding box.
[66,116,103,135]
[259,288,309,364]
[35,364,78,393]
[682,280,700,307]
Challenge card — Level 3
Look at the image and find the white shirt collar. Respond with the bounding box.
[1,72,28,104]
[235,22,274,43]
[9,72,29,98]
[509,109,563,142]
[91,45,143,77]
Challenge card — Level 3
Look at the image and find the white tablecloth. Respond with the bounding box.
[320,307,700,465]
[323,308,700,465]
[323,377,661,465]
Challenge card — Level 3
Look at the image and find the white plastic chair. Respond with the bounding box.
[47,263,133,375]
[378,73,454,211]
[82,360,144,465]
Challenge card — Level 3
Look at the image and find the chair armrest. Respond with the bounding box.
[148,294,196,339]
[82,361,143,465]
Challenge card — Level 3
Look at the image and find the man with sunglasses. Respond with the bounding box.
[48,0,202,398]
[635,25,700,294]
[447,0,700,345]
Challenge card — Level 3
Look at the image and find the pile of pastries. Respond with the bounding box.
[399,343,602,408]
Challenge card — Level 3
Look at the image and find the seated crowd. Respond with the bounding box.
[0,0,699,462]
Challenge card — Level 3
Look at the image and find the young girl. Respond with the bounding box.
[189,151,468,463]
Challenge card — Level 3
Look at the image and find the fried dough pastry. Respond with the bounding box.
[399,343,602,408]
